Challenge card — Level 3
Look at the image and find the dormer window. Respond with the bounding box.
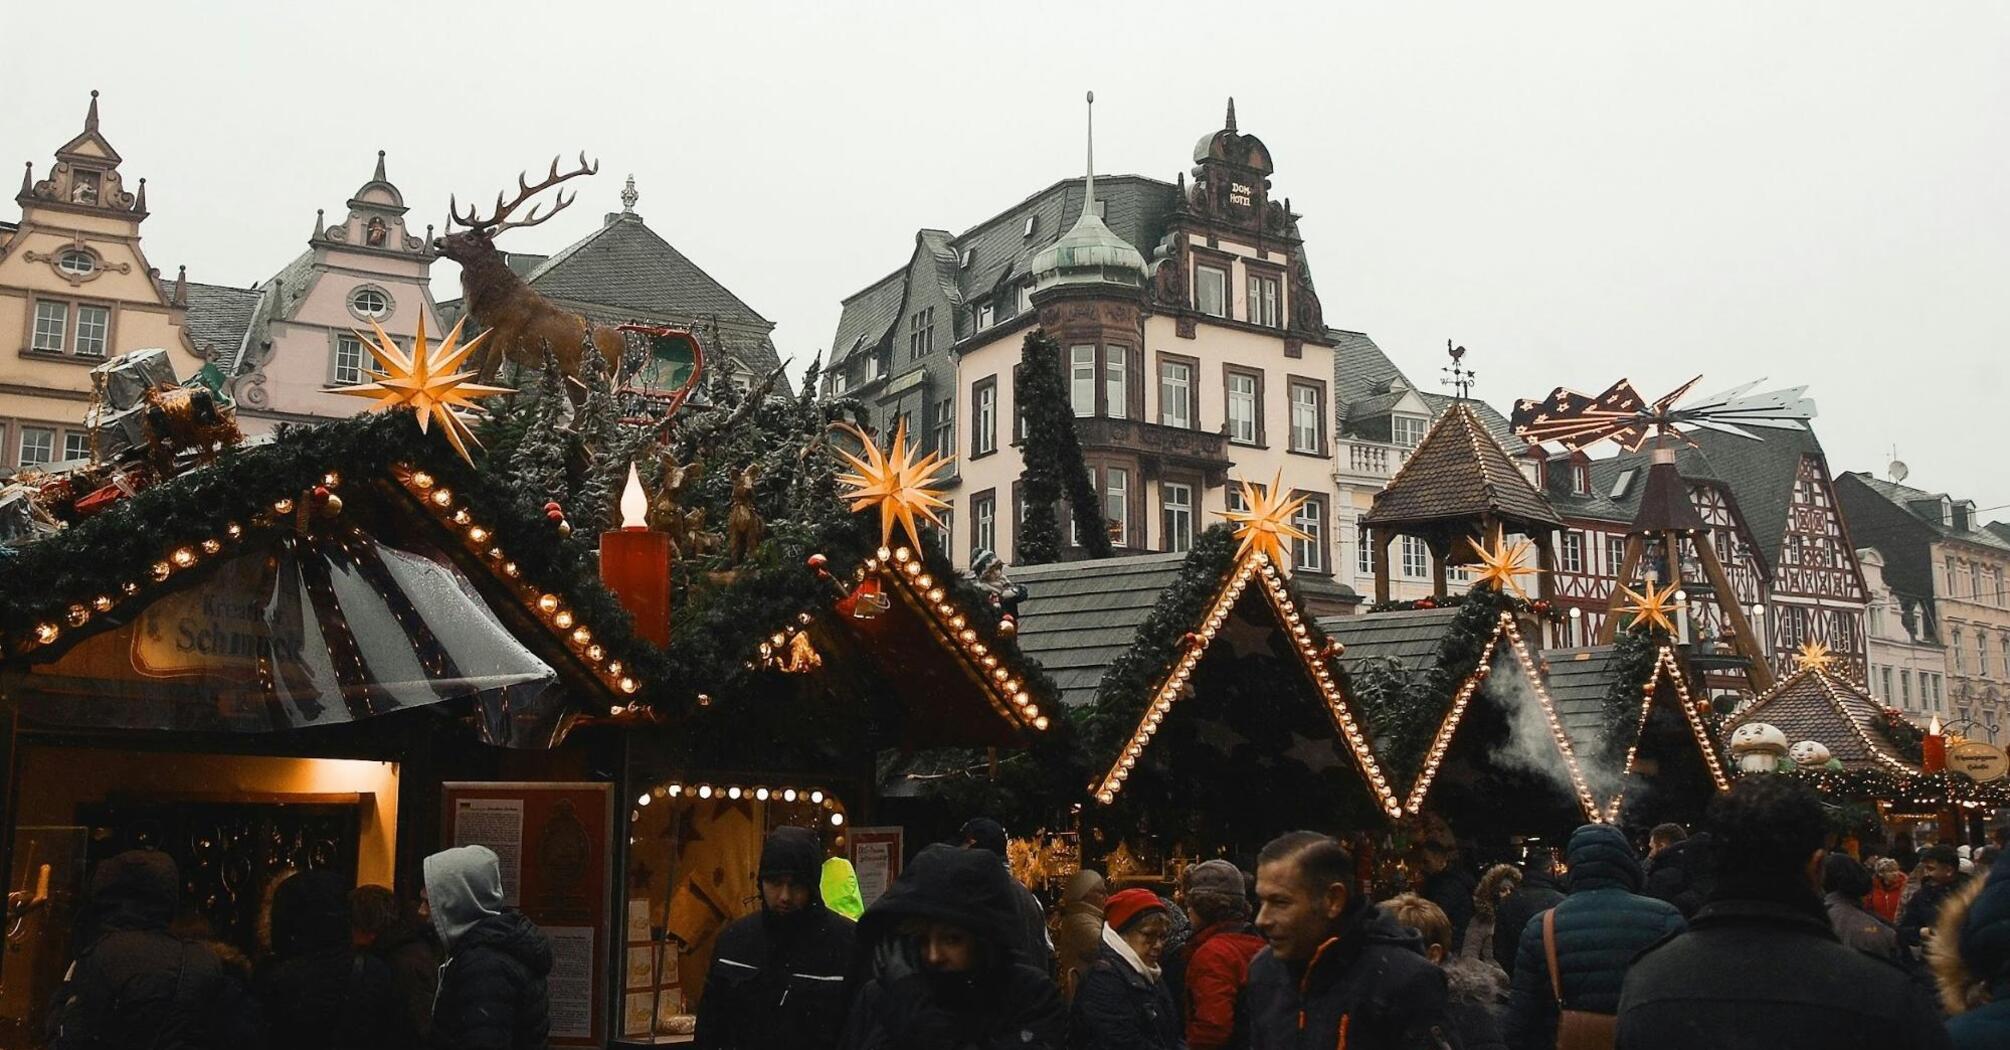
[1611,468,1638,499]
[57,249,97,276]
[348,286,392,320]
[1573,463,1592,496]
[1391,414,1428,448]
[1023,216,1038,237]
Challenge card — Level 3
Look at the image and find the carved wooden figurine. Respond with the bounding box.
[726,464,764,565]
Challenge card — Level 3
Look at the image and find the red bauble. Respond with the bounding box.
[311,485,331,503]
[546,508,565,522]
[806,553,828,570]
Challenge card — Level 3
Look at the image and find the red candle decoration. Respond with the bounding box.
[1923,716,1947,773]
[600,466,671,647]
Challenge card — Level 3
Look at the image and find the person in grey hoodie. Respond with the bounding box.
[423,845,553,1050]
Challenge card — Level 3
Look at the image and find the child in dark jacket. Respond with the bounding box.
[1382,893,1507,1050]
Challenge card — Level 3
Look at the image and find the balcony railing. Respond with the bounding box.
[1341,439,1408,478]
[1073,417,1232,471]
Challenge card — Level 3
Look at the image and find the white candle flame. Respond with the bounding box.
[620,464,648,528]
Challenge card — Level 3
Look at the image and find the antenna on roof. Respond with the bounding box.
[1888,446,1909,483]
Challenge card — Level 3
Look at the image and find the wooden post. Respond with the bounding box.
[1597,534,1646,644]
[1430,538,1448,598]
[1373,527,1392,604]
[1535,531,1558,604]
[1691,530,1775,691]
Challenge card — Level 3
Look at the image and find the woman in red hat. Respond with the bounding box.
[1069,888,1182,1049]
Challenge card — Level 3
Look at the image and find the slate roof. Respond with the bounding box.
[831,176,1179,369]
[1543,646,1630,756]
[527,214,768,326]
[1681,426,1829,568]
[1843,474,2010,555]
[180,281,262,372]
[1329,328,1517,445]
[1315,606,1463,678]
[1725,667,1917,773]
[1363,402,1563,530]
[1009,552,1190,709]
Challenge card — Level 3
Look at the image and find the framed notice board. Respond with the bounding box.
[443,782,613,1047]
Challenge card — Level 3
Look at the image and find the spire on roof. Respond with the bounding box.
[1224,96,1237,133]
[85,90,100,132]
[1083,91,1095,215]
[313,208,325,238]
[621,173,638,214]
[19,162,31,196]
[373,149,387,182]
[132,177,146,214]
[1027,89,1147,297]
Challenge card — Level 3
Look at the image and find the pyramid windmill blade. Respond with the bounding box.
[1710,384,1816,424]
[1686,419,1762,440]
[1677,378,1765,414]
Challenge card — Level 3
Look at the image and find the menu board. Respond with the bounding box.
[445,782,612,1047]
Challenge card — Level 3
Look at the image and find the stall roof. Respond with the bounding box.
[1316,607,1464,678]
[1544,646,1630,757]
[1012,553,1190,709]
[1725,664,1918,775]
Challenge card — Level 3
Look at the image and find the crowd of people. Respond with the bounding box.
[45,843,551,1050]
[35,783,2010,1049]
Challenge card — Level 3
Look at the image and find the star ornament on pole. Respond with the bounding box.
[1467,535,1539,600]
[1793,639,1836,673]
[1617,579,1680,635]
[332,315,509,465]
[832,419,954,552]
[1218,471,1312,570]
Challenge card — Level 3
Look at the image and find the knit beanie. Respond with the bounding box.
[1103,888,1168,933]
[1185,860,1247,900]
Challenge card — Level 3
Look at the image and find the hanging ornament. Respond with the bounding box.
[1466,534,1540,600]
[831,419,953,552]
[332,314,509,465]
[781,630,822,673]
[841,576,890,620]
[1792,639,1836,673]
[1217,471,1312,569]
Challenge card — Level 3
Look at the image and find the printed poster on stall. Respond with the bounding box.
[849,826,903,909]
[445,782,611,1047]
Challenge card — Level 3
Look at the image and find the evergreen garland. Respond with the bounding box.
[1596,627,1666,770]
[1012,330,1110,563]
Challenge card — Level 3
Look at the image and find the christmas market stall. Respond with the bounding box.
[0,335,642,1046]
[1721,644,2010,845]
[986,479,1401,882]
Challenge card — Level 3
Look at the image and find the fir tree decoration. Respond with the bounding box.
[565,341,642,535]
[1013,330,1111,563]
[508,351,572,507]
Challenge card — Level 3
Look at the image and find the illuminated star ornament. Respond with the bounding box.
[1793,639,1835,673]
[332,315,508,464]
[1218,471,1312,569]
[1617,579,1680,635]
[1467,535,1539,600]
[832,419,954,551]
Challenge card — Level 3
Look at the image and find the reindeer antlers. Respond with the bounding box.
[447,152,599,234]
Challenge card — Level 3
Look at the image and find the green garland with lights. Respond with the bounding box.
[1595,627,1667,770]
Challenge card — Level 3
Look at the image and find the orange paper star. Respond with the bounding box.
[832,419,954,552]
[1467,535,1540,600]
[1617,578,1680,635]
[332,314,508,464]
[1218,471,1312,569]
[1793,640,1835,673]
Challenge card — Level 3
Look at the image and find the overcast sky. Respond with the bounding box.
[10,2,2006,513]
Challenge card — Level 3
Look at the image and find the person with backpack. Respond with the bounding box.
[1503,824,1684,1050]
[256,869,412,1049]
[424,845,553,1050]
[49,849,262,1049]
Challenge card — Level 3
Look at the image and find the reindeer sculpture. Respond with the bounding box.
[434,154,627,384]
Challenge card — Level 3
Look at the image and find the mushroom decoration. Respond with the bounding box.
[1729,722,1790,773]
[1788,740,1832,769]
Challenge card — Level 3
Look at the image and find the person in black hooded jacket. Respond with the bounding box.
[1490,853,1564,981]
[841,844,1066,1050]
[424,845,552,1050]
[49,849,262,1050]
[256,869,412,1050]
[696,826,855,1050]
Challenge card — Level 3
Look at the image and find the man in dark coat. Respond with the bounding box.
[842,844,1066,1049]
[424,845,553,1050]
[256,869,411,1049]
[1417,838,1477,954]
[1491,852,1565,980]
[50,849,261,1049]
[696,826,856,1050]
[1615,776,1952,1050]
[1239,831,1452,1049]
[1936,847,2010,1048]
[1899,844,1967,958]
[959,817,1054,974]
[353,884,443,1043]
[1504,824,1684,1050]
[1640,830,1713,918]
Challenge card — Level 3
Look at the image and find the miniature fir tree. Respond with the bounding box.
[1014,330,1110,563]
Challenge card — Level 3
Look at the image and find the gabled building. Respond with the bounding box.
[189,152,446,432]
[1838,471,2010,733]
[450,178,783,392]
[1855,545,1949,723]
[0,93,198,469]
[825,102,1353,581]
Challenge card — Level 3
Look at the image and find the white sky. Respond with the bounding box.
[10,1,2006,513]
